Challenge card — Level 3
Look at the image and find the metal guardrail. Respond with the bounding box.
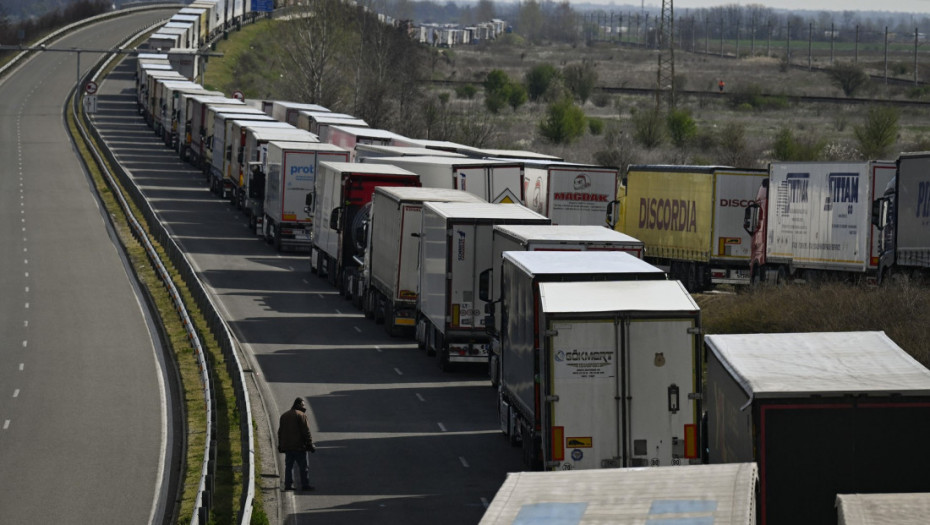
[67,12,255,525]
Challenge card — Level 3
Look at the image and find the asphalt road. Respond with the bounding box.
[91,51,525,525]
[0,8,179,525]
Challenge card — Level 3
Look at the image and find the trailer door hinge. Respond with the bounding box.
[544,329,558,337]
[687,327,703,335]
[688,393,702,400]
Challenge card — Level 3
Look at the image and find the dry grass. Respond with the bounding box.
[694,281,930,367]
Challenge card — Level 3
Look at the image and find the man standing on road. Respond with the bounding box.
[278,397,316,491]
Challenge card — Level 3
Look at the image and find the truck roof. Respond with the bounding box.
[374,186,485,203]
[705,331,930,398]
[271,101,329,112]
[471,148,563,161]
[247,128,317,142]
[266,141,346,154]
[319,161,417,177]
[836,493,930,524]
[480,463,757,525]
[495,224,641,244]
[328,125,401,140]
[357,145,465,158]
[424,202,548,221]
[628,164,765,174]
[538,280,697,314]
[214,110,269,119]
[505,250,660,276]
[373,155,522,168]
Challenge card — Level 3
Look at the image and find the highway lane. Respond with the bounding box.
[91,55,524,524]
[0,9,179,524]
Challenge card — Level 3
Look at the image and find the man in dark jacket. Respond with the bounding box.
[278,397,316,491]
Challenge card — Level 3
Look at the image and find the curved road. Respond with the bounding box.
[0,8,179,524]
[91,41,525,525]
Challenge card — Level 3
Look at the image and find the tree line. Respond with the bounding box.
[0,0,109,55]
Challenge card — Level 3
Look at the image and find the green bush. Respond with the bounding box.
[855,106,899,160]
[455,83,477,99]
[666,108,697,148]
[772,127,827,161]
[591,91,612,108]
[524,63,559,102]
[588,117,605,135]
[632,108,664,149]
[563,60,598,104]
[539,97,587,144]
[827,62,870,97]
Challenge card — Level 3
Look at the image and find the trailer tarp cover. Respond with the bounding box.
[706,331,930,398]
[837,493,930,525]
[480,463,758,525]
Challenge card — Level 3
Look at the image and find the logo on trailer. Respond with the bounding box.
[780,172,810,215]
[638,198,697,232]
[916,181,929,219]
[825,172,859,212]
[573,174,591,190]
[456,230,466,261]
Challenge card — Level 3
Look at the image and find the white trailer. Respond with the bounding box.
[362,155,526,205]
[197,107,267,166]
[749,161,895,283]
[312,162,421,295]
[223,120,298,199]
[295,111,358,134]
[837,493,930,525]
[185,95,244,168]
[206,111,273,182]
[325,125,401,160]
[496,270,701,471]
[153,79,204,139]
[354,144,465,162]
[259,141,349,251]
[510,160,620,226]
[480,463,758,525]
[362,187,485,335]
[417,202,549,370]
[313,117,369,143]
[269,101,329,126]
[236,126,317,213]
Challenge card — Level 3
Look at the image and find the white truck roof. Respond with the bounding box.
[480,463,757,525]
[374,155,521,167]
[319,161,417,177]
[504,250,661,277]
[539,280,697,314]
[357,145,465,158]
[328,125,401,140]
[473,148,563,161]
[495,224,640,244]
[705,331,930,398]
[836,493,930,524]
[374,186,484,203]
[424,202,546,221]
[266,141,346,153]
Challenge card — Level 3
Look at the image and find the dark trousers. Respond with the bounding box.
[284,451,309,488]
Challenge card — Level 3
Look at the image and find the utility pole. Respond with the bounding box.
[655,0,675,111]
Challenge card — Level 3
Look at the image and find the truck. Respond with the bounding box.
[195,107,267,167]
[360,187,485,336]
[258,141,349,250]
[221,120,297,199]
[705,331,930,525]
[872,153,930,283]
[152,79,205,140]
[484,252,697,471]
[295,111,360,134]
[484,226,646,385]
[480,463,758,525]
[206,111,274,183]
[324,125,401,160]
[311,162,421,296]
[360,155,526,205]
[617,165,768,291]
[513,160,620,226]
[233,126,317,213]
[836,493,930,525]
[354,144,465,162]
[184,95,244,169]
[416,202,549,370]
[744,161,896,284]
[268,101,330,127]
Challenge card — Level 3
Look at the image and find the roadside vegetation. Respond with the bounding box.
[70,41,264,523]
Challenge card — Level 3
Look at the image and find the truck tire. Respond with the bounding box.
[273,225,282,252]
[363,289,375,319]
[316,251,327,279]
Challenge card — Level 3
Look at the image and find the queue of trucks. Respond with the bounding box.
[131,4,930,523]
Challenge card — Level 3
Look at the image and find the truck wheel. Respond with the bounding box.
[425,324,437,357]
[273,225,282,252]
[316,251,327,279]
[415,317,426,351]
[363,289,375,319]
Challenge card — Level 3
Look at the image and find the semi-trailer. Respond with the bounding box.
[325,125,401,160]
[504,159,620,226]
[184,95,244,168]
[268,101,329,127]
[836,493,930,525]
[873,153,930,282]
[195,107,267,166]
[257,141,349,251]
[360,155,526,205]
[744,161,895,284]
[616,165,768,291]
[311,162,421,295]
[480,463,758,525]
[234,126,317,214]
[221,120,298,199]
[416,202,549,370]
[360,187,485,336]
[705,331,930,525]
[206,111,274,183]
[485,256,700,471]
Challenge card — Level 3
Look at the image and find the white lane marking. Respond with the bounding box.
[481,497,489,508]
[354,326,361,333]
[24,303,29,309]
[22,341,27,348]
[302,279,309,284]
[19,364,24,371]
[317,294,324,299]
[459,456,470,468]
[23,321,28,328]
[394,368,403,376]
[415,393,425,402]
[335,308,342,314]
[13,390,19,398]
[437,422,447,432]
[3,420,9,430]
[375,345,382,353]
[25,286,29,293]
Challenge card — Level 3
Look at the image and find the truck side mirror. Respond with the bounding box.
[304,193,313,214]
[743,202,760,235]
[606,200,620,228]
[478,268,493,303]
[871,198,888,230]
[330,207,343,232]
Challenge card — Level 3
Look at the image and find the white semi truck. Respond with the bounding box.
[873,153,930,282]
[360,187,485,336]
[416,202,549,370]
[487,251,701,471]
